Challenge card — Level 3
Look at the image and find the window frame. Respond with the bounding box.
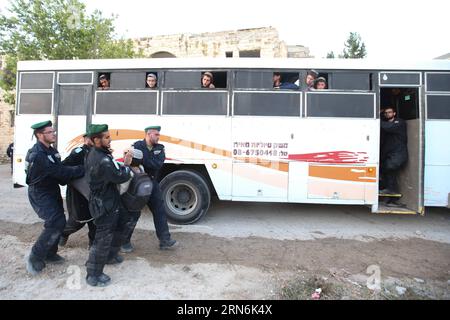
[425,93,450,121]
[19,71,55,90]
[378,71,422,87]
[94,90,159,115]
[232,90,302,117]
[17,71,55,115]
[57,71,94,86]
[328,71,373,91]
[425,72,450,93]
[305,91,376,119]
[160,89,229,117]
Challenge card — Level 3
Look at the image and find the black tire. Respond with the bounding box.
[160,170,211,224]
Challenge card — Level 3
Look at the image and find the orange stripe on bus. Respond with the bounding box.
[67,130,374,177]
[309,165,376,183]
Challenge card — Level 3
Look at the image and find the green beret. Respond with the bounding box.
[31,120,52,130]
[145,125,161,132]
[87,124,108,137]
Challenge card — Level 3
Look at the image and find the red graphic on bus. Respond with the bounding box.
[287,151,369,164]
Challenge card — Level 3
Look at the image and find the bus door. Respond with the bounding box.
[13,71,56,187]
[423,72,450,208]
[378,71,424,214]
[55,72,94,160]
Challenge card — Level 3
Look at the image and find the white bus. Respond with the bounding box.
[12,58,450,224]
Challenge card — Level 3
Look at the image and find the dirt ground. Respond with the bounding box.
[0,164,449,299]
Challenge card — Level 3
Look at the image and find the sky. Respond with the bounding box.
[1,0,449,60]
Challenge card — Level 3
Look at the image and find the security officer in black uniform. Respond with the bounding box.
[380,106,408,195]
[124,125,176,253]
[85,124,132,287]
[59,132,96,248]
[25,120,84,275]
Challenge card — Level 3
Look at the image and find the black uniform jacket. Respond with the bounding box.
[380,118,408,158]
[86,146,131,219]
[133,140,165,180]
[25,141,84,217]
[25,141,84,188]
[62,145,91,221]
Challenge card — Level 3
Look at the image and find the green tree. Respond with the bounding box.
[0,0,142,104]
[341,32,367,59]
[326,51,335,59]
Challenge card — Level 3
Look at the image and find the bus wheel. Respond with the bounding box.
[160,170,211,224]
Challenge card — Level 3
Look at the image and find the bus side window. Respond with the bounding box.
[329,72,371,90]
[426,95,450,119]
[307,92,375,118]
[109,71,146,90]
[235,71,273,89]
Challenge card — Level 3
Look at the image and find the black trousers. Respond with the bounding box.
[28,188,66,261]
[122,210,141,245]
[147,182,171,241]
[380,151,407,192]
[121,182,171,246]
[62,215,96,245]
[86,206,128,277]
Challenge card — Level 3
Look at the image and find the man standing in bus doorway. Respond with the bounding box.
[59,132,96,249]
[122,126,176,253]
[25,121,85,275]
[380,107,408,197]
[85,124,133,286]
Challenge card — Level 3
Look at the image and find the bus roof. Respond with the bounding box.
[17,57,450,72]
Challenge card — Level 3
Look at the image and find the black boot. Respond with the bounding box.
[58,235,68,247]
[46,253,66,264]
[106,254,124,265]
[159,238,177,250]
[26,253,46,275]
[86,273,111,287]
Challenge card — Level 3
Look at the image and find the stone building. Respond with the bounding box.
[0,55,14,164]
[133,26,311,59]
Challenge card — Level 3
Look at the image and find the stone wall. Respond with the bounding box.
[133,26,310,58]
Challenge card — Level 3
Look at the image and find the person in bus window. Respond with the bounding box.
[305,70,318,90]
[201,72,215,88]
[314,77,327,90]
[146,73,157,88]
[273,72,299,89]
[379,106,408,198]
[98,74,110,90]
